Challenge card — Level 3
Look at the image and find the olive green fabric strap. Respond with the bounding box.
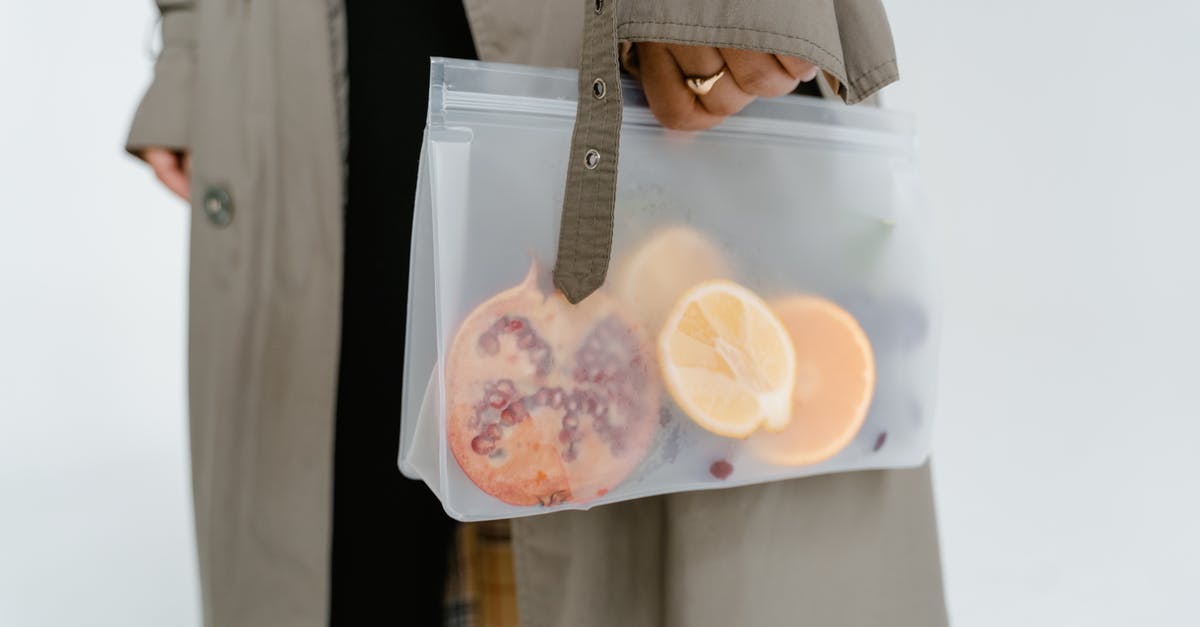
[553,0,623,304]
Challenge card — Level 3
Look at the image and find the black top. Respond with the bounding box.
[330,3,477,626]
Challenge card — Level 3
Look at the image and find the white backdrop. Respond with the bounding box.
[1,2,1197,626]
[0,3,198,626]
[885,3,1200,625]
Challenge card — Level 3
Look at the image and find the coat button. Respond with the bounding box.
[201,186,233,227]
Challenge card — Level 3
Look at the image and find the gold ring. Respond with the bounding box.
[685,67,727,96]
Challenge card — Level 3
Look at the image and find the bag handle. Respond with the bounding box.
[552,0,623,304]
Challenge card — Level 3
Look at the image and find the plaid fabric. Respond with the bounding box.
[444,520,519,627]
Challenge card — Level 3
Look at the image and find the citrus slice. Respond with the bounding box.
[750,295,875,465]
[658,280,797,438]
[610,225,731,337]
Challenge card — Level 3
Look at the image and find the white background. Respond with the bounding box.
[0,3,198,627]
[1,2,1197,626]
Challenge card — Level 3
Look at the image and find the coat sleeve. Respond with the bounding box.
[126,0,196,158]
[617,0,898,104]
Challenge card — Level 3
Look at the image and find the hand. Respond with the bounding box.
[635,43,819,131]
[143,147,191,201]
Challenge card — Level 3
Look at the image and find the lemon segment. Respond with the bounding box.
[658,280,797,438]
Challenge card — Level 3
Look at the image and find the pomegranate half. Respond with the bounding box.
[444,262,661,506]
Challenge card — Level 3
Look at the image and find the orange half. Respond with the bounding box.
[749,295,875,465]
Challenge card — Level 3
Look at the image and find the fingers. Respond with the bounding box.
[776,55,820,83]
[144,147,191,201]
[668,44,755,118]
[719,48,804,98]
[635,43,823,132]
[638,43,724,131]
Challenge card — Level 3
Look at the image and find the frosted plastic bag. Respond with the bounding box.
[400,58,938,521]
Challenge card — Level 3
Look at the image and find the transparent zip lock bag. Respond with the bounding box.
[400,58,939,521]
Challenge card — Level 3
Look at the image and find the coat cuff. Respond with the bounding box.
[616,0,898,104]
[125,8,196,158]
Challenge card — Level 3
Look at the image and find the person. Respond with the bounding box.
[128,0,946,625]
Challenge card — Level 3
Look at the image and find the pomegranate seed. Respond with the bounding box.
[495,379,516,396]
[471,436,495,455]
[539,490,569,506]
[500,401,527,425]
[566,392,584,413]
[549,389,565,409]
[506,319,524,333]
[574,369,588,383]
[482,424,502,440]
[517,333,536,349]
[558,429,572,444]
[488,393,508,409]
[873,432,888,452]
[478,333,499,355]
[533,388,551,407]
[709,460,734,480]
[562,414,579,429]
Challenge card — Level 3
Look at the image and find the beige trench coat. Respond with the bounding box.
[128,1,945,625]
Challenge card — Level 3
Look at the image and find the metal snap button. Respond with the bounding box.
[591,78,607,100]
[201,186,234,227]
[584,149,601,170]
